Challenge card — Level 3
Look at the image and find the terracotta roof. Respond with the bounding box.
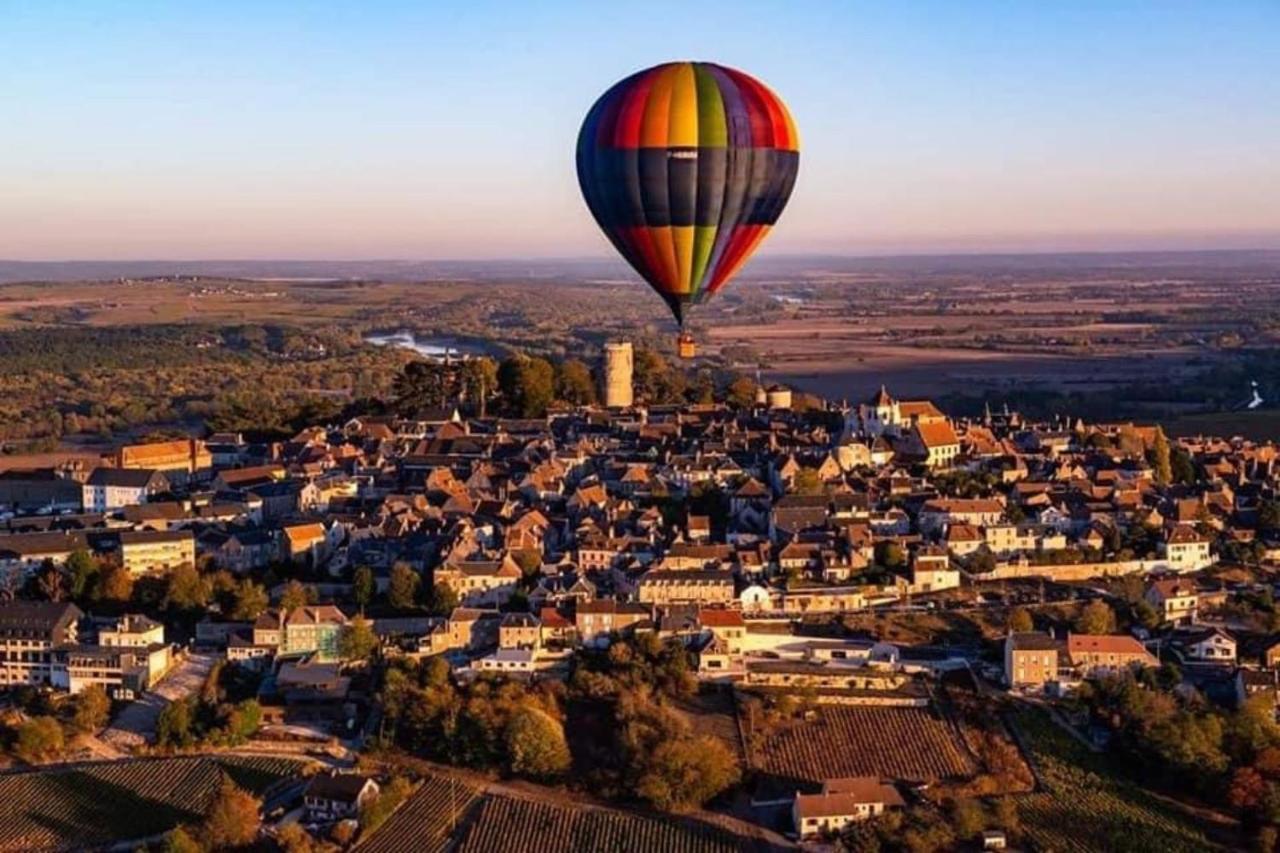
[915,419,959,448]
[698,608,745,628]
[794,778,904,819]
[1067,633,1150,657]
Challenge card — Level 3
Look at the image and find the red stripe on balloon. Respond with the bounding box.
[613,67,661,149]
[708,224,768,292]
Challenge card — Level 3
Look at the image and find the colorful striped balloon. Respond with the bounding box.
[576,61,800,326]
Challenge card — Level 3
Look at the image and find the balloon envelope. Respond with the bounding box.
[576,61,799,325]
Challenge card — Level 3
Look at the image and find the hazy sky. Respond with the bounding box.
[3,0,1278,260]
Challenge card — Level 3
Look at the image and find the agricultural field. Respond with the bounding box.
[1010,709,1222,853]
[0,754,307,852]
[357,771,482,853]
[744,704,978,788]
[358,768,784,853]
[454,793,768,853]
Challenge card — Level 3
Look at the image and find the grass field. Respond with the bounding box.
[1010,708,1220,853]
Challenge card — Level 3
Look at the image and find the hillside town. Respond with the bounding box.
[1,350,1279,852]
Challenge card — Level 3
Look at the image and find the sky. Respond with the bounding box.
[2,0,1278,260]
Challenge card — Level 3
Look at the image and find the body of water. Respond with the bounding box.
[364,331,491,359]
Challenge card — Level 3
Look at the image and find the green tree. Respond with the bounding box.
[279,579,309,612]
[71,683,111,733]
[164,562,209,611]
[634,733,740,812]
[388,563,421,610]
[338,615,379,661]
[230,579,268,620]
[156,698,193,748]
[352,565,375,611]
[202,781,261,849]
[461,357,499,418]
[505,706,571,780]
[429,581,460,616]
[223,699,262,744]
[1007,607,1034,633]
[1075,599,1117,635]
[555,359,597,406]
[498,355,555,417]
[66,549,98,599]
[15,716,65,763]
[393,360,460,414]
[1148,428,1173,485]
[875,541,906,570]
[1171,446,1197,486]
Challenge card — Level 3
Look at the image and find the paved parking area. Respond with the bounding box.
[101,651,216,749]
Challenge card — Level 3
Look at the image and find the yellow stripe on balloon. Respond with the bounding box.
[666,62,698,148]
[671,225,695,294]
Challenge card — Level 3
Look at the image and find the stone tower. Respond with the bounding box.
[602,341,634,408]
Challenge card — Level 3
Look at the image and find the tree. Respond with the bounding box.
[275,823,315,853]
[461,357,499,418]
[95,563,134,603]
[1075,600,1117,635]
[352,565,375,611]
[1229,766,1268,811]
[67,549,98,599]
[1171,445,1197,486]
[202,781,261,849]
[230,579,268,620]
[338,615,379,661]
[393,360,460,414]
[280,579,309,612]
[429,581,459,616]
[498,355,555,418]
[992,796,1020,832]
[15,716,65,763]
[792,467,824,496]
[634,733,740,811]
[71,684,111,733]
[1260,501,1280,534]
[1149,428,1173,485]
[875,541,906,570]
[725,376,758,408]
[164,563,209,611]
[1134,599,1160,630]
[222,699,262,744]
[1007,607,1034,633]
[949,798,986,840]
[35,562,66,602]
[388,563,421,610]
[970,550,997,574]
[163,827,203,853]
[156,698,193,748]
[505,706,571,780]
[555,359,597,406]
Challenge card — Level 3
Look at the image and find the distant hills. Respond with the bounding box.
[0,249,1277,285]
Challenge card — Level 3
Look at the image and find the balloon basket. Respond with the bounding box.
[677,333,697,360]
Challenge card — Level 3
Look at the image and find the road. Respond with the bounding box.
[101,650,216,750]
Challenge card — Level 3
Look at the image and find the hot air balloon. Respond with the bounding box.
[576,61,799,358]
